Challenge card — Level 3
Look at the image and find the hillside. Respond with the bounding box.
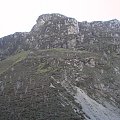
[0,13,120,120]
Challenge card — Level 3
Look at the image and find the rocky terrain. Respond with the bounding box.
[0,13,120,120]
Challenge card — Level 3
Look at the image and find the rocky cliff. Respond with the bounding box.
[0,13,120,120]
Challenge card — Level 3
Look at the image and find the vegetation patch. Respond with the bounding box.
[37,62,62,75]
[0,51,29,75]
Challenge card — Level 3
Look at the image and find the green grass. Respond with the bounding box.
[37,62,62,74]
[35,48,100,60]
[37,63,51,74]
[38,48,91,54]
[0,51,29,75]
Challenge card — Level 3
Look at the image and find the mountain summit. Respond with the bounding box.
[0,13,120,120]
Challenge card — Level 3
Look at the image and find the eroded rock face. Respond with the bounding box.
[28,14,79,50]
[1,13,120,57]
[27,13,120,54]
[0,32,29,60]
[32,13,79,34]
[78,20,120,53]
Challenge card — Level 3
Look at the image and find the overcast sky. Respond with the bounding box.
[0,0,120,37]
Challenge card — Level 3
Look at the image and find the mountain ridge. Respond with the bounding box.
[0,13,120,120]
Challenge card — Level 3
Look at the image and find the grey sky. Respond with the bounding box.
[0,0,120,37]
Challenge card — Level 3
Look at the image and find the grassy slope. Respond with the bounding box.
[0,51,29,75]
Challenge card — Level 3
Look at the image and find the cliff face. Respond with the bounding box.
[0,32,31,61]
[29,13,79,50]
[1,14,120,57]
[0,13,120,120]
